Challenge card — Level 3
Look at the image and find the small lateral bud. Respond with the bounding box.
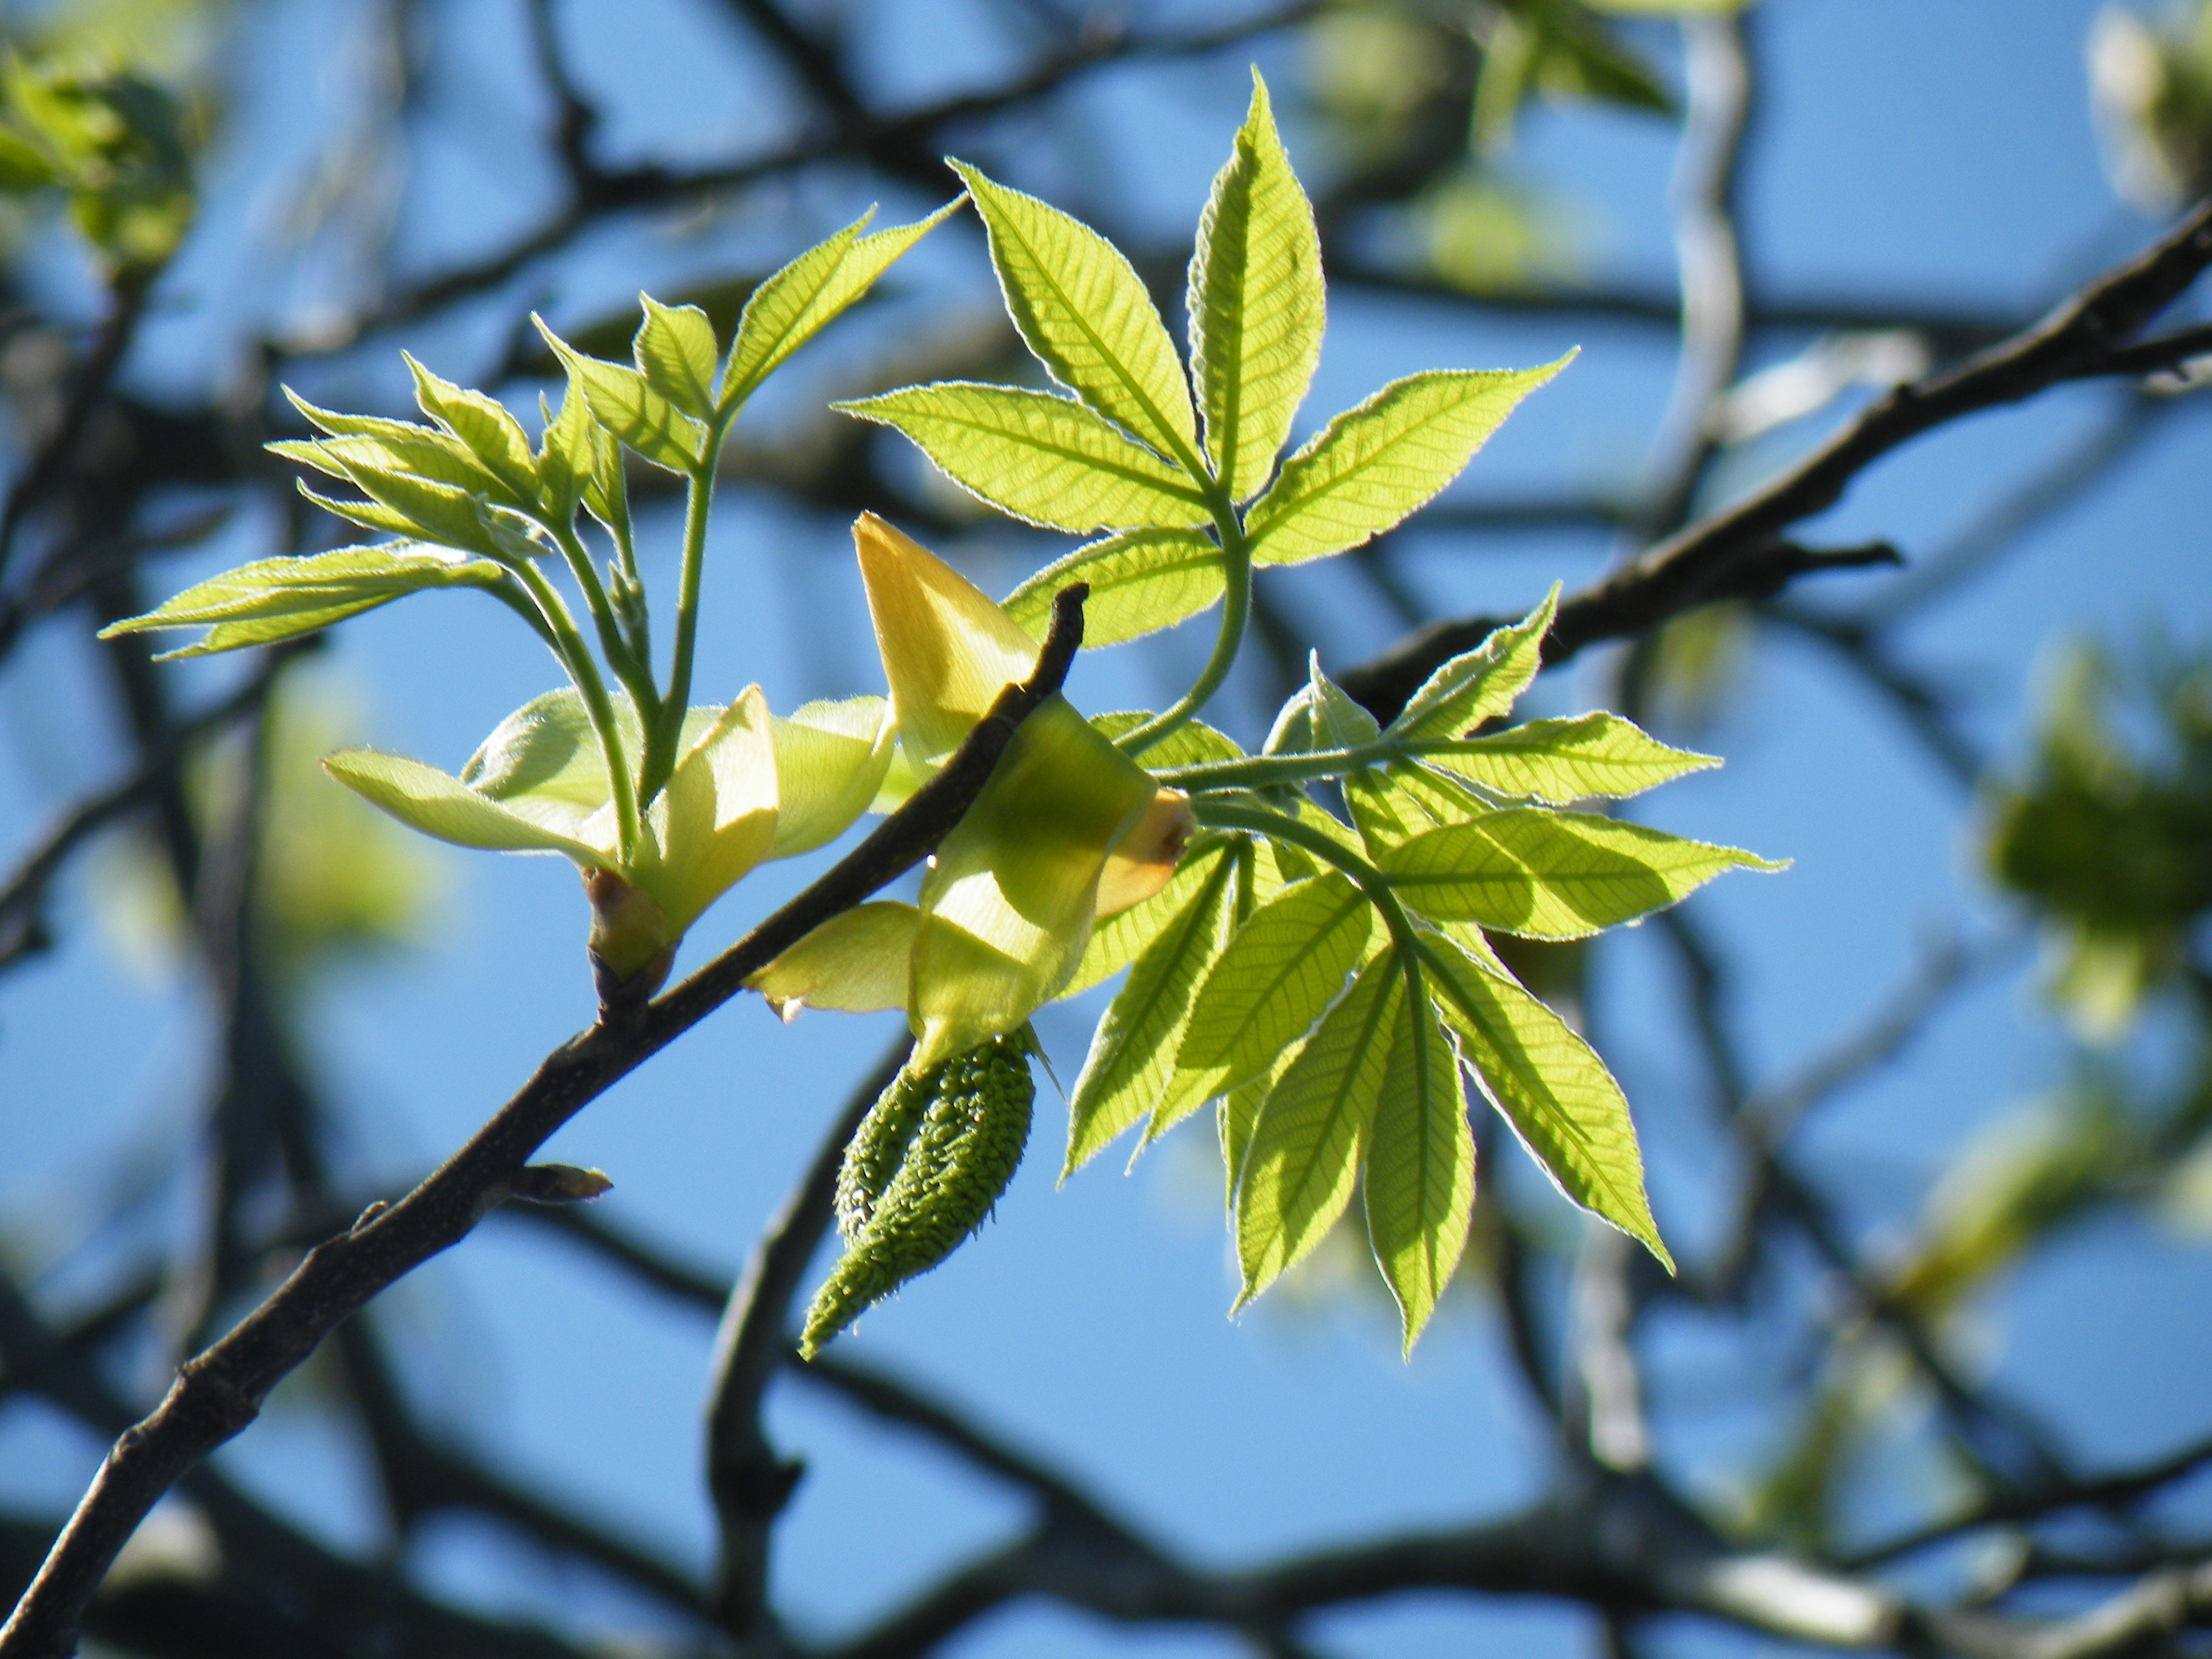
[509,1164,615,1204]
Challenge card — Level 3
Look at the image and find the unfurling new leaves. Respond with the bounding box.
[106,67,1782,1364]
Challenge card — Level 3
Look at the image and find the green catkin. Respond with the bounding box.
[802,1030,1036,1356]
[834,1058,936,1241]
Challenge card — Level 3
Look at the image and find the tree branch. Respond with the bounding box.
[1339,198,2212,720]
[0,586,1091,1659]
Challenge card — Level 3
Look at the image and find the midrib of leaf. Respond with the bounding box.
[1181,877,1369,1076]
[993,205,1209,488]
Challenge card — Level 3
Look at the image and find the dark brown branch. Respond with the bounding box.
[706,1034,911,1637]
[1339,198,2212,720]
[0,585,1090,1659]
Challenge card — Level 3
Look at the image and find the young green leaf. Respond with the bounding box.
[838,383,1212,532]
[1382,808,1784,938]
[1064,837,1233,998]
[537,317,704,472]
[272,429,519,515]
[1235,954,1401,1305]
[1176,871,1374,1095]
[1418,930,1670,1269]
[722,199,960,414]
[405,354,541,507]
[1364,959,1475,1352]
[1064,850,1239,1174]
[1344,760,1493,854]
[1220,1046,1295,1209]
[1390,587,1558,740]
[1244,358,1572,567]
[634,295,722,421]
[770,696,896,858]
[582,424,629,533]
[535,384,596,526]
[1090,711,1244,770]
[951,161,1201,473]
[459,686,615,843]
[95,543,507,659]
[1427,712,1718,802]
[1307,654,1381,749]
[746,902,919,1019]
[1002,528,1224,648]
[324,749,611,864]
[1187,70,1324,502]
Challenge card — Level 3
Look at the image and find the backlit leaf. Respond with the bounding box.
[1245,358,1570,566]
[1235,954,1401,1305]
[1364,959,1474,1352]
[96,543,505,658]
[1064,837,1233,998]
[952,160,1200,470]
[746,902,919,1017]
[1003,528,1224,647]
[839,382,1210,532]
[1390,588,1557,740]
[1187,70,1324,501]
[1064,850,1239,1173]
[1427,712,1718,802]
[1383,808,1783,937]
[405,354,540,506]
[722,200,960,412]
[634,295,722,420]
[1418,930,1669,1268]
[1177,871,1373,1093]
[537,317,704,472]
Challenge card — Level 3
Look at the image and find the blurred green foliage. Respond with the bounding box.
[0,52,193,271]
[2093,0,2212,209]
[1986,641,2212,1039]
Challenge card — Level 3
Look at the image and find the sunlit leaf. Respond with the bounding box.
[632,295,722,421]
[723,199,960,413]
[1064,836,1234,998]
[537,317,704,472]
[1064,850,1239,1173]
[96,543,506,658]
[951,159,1200,470]
[1003,528,1224,648]
[1364,957,1474,1351]
[1390,588,1558,740]
[405,353,541,507]
[1418,930,1669,1269]
[838,382,1212,533]
[1245,358,1571,566]
[1187,70,1325,501]
[1427,712,1718,802]
[1235,953,1401,1305]
[1383,808,1783,937]
[1177,871,1373,1094]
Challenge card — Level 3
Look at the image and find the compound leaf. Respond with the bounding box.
[537,317,703,472]
[634,295,722,421]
